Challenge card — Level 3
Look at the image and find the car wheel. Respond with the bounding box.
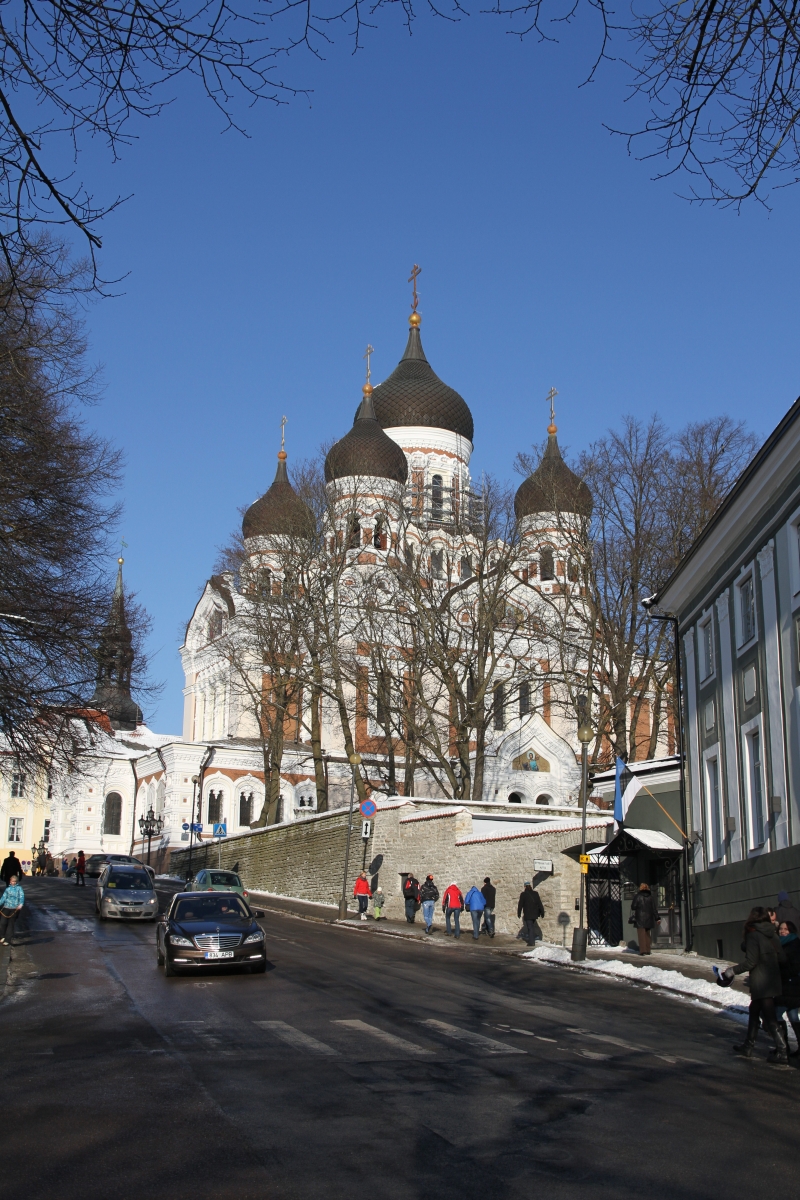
[164,956,177,977]
[157,940,165,966]
[98,905,106,921]
[248,960,267,974]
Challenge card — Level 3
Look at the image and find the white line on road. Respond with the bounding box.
[420,1019,526,1055]
[254,1020,340,1056]
[332,1019,433,1056]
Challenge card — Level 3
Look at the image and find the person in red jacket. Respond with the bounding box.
[75,850,86,888]
[353,870,372,921]
[442,882,464,939]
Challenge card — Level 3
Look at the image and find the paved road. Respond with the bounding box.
[2,878,795,1199]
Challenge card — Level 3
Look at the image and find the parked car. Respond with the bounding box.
[85,852,146,878]
[96,863,159,921]
[156,891,266,976]
[184,869,249,898]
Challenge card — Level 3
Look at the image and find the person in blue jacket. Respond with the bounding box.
[464,884,487,940]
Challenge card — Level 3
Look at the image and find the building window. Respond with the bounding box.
[508,792,522,804]
[742,664,757,704]
[700,619,715,680]
[704,698,716,732]
[257,568,272,598]
[706,755,723,863]
[493,684,505,731]
[745,729,766,848]
[207,790,223,826]
[460,556,472,580]
[239,792,253,826]
[536,793,553,806]
[567,559,579,583]
[347,518,361,550]
[11,772,25,798]
[43,819,51,844]
[207,610,223,642]
[8,817,23,842]
[519,680,531,716]
[431,549,444,579]
[103,792,123,837]
[540,547,554,581]
[373,519,385,550]
[431,475,444,521]
[739,575,756,644]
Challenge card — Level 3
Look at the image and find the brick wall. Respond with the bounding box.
[169,803,606,942]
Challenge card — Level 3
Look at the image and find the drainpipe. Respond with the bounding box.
[129,757,140,856]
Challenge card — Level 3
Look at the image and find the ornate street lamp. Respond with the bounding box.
[571,694,595,962]
[138,805,164,867]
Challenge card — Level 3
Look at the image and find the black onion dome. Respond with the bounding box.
[366,321,474,442]
[325,391,408,484]
[242,453,315,539]
[514,429,593,520]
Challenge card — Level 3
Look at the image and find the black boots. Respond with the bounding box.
[766,1022,789,1065]
[734,1038,756,1057]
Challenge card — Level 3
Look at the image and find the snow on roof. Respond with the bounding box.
[457,820,608,847]
[399,806,467,825]
[591,756,680,784]
[623,827,683,852]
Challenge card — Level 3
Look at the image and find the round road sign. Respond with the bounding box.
[359,798,377,819]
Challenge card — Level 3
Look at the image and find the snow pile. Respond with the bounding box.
[524,943,748,1010]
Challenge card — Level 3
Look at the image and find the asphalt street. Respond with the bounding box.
[1,877,795,1200]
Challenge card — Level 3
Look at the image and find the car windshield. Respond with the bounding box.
[173,895,249,921]
[208,872,241,886]
[106,871,153,890]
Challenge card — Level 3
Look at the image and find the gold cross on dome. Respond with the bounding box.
[408,264,421,312]
[363,344,374,383]
[280,415,287,451]
[546,387,558,426]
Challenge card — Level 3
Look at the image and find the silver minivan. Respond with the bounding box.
[96,862,159,921]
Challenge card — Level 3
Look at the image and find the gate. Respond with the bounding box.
[587,854,622,946]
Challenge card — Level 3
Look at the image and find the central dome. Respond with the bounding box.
[364,320,474,443]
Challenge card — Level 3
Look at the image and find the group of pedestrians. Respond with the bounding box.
[0,851,26,946]
[716,891,800,1066]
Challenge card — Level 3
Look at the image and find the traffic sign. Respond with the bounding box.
[361,820,371,840]
[191,822,203,833]
[181,822,190,831]
[579,854,590,864]
[213,823,227,838]
[359,798,377,819]
[580,863,589,874]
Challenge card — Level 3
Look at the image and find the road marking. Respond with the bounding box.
[420,1019,526,1055]
[567,1027,642,1053]
[575,1048,610,1061]
[254,1020,339,1056]
[333,1019,432,1056]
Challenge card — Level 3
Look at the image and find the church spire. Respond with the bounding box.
[89,558,143,731]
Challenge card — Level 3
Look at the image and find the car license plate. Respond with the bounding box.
[204,950,234,959]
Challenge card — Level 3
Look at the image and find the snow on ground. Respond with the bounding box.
[524,943,749,1011]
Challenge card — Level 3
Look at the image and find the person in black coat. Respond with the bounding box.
[517,883,544,945]
[0,852,23,885]
[629,882,660,956]
[776,920,800,1057]
[481,877,496,938]
[719,907,788,1063]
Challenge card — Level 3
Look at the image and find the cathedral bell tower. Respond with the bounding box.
[89,558,143,731]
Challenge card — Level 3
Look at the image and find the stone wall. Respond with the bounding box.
[169,801,607,942]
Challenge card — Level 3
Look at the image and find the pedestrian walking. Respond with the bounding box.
[403,874,421,923]
[61,856,69,876]
[629,882,659,955]
[0,851,24,885]
[420,874,439,934]
[464,884,487,940]
[442,882,464,938]
[372,887,385,920]
[0,875,24,945]
[717,906,789,1064]
[481,877,496,937]
[775,920,800,1057]
[353,870,372,921]
[775,891,800,931]
[517,882,544,945]
[75,850,86,887]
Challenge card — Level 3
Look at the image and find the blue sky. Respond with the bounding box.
[75,11,800,732]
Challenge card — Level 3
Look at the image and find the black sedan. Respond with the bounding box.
[156,891,267,976]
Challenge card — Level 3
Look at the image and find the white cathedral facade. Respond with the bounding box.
[43,304,626,868]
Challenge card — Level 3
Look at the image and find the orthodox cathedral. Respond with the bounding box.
[37,294,621,868]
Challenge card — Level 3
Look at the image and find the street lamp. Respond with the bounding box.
[186,774,200,882]
[32,837,45,874]
[571,694,594,962]
[138,805,164,867]
[338,753,362,920]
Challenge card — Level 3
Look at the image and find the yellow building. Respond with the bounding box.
[0,767,52,874]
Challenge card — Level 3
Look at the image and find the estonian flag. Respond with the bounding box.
[614,757,642,824]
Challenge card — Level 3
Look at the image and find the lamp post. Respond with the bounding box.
[138,805,164,867]
[338,753,362,920]
[186,774,200,882]
[571,694,595,962]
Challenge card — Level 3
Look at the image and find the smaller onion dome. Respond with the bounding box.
[514,425,592,520]
[325,387,408,484]
[242,451,314,539]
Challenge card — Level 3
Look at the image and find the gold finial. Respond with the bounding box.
[408,263,421,315]
[118,557,124,565]
[546,386,558,434]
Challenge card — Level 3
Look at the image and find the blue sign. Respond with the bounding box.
[191,822,203,833]
[181,822,190,831]
[213,823,227,838]
[359,799,377,819]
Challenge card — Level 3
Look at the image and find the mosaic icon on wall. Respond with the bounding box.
[511,750,551,773]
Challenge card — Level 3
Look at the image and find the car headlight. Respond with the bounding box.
[169,934,192,946]
[244,931,265,944]
[147,897,157,904]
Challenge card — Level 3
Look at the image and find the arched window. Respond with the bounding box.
[207,790,223,825]
[567,558,579,583]
[535,793,553,806]
[519,680,531,716]
[460,556,472,580]
[508,792,522,804]
[493,684,505,731]
[373,518,386,550]
[431,475,444,521]
[348,518,361,550]
[239,791,253,826]
[431,549,444,579]
[103,792,122,836]
[208,610,223,641]
[257,568,272,598]
[540,547,555,581]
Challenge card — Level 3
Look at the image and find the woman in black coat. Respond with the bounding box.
[776,920,800,1056]
[721,907,788,1063]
